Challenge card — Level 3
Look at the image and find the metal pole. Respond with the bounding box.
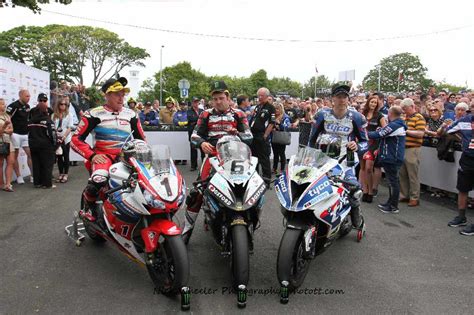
[314,74,317,98]
[159,45,164,107]
[377,65,381,92]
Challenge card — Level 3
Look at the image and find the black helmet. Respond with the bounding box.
[316,134,341,159]
[121,139,151,167]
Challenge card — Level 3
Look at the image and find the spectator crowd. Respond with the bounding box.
[1,79,473,236]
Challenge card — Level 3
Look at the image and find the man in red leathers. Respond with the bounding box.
[181,80,253,244]
[71,77,145,217]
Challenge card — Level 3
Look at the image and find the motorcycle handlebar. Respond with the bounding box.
[105,182,127,195]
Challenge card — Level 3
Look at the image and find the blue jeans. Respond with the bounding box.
[383,163,401,208]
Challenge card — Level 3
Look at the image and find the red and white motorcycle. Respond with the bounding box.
[66,140,190,310]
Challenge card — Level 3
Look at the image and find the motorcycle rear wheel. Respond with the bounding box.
[80,196,106,243]
[231,225,249,289]
[147,235,189,296]
[277,228,311,290]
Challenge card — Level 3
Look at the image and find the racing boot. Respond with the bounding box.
[181,210,198,245]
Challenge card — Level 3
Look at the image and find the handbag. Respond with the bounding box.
[0,140,10,155]
[272,130,291,145]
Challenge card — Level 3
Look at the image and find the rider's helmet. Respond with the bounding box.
[316,134,341,159]
[121,139,151,168]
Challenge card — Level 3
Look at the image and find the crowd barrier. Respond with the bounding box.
[64,129,470,197]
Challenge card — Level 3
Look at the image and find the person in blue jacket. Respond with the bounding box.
[368,105,407,213]
[271,102,291,174]
[173,101,188,127]
[139,101,159,126]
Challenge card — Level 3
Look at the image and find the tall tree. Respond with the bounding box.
[0,25,149,85]
[363,53,429,92]
[8,0,72,13]
[249,69,269,92]
[302,75,333,98]
[268,77,302,97]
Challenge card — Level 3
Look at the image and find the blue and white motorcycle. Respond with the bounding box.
[274,145,365,302]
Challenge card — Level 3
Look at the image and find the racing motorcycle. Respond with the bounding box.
[193,136,266,308]
[65,140,190,310]
[274,144,365,304]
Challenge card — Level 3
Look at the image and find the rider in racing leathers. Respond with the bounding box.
[71,77,146,218]
[308,83,368,229]
[181,80,253,244]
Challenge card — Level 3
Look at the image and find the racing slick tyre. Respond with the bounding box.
[147,235,190,296]
[277,228,311,290]
[231,225,250,289]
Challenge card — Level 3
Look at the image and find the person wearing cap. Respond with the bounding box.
[6,89,34,185]
[27,93,57,189]
[181,80,253,244]
[250,87,276,186]
[71,77,146,219]
[308,83,369,230]
[127,97,139,113]
[173,101,188,128]
[187,97,204,171]
[139,101,159,126]
[159,97,177,124]
[173,101,189,165]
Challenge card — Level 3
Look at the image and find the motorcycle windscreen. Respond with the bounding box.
[217,141,253,185]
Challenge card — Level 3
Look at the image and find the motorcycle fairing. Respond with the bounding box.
[103,213,145,264]
[141,219,182,253]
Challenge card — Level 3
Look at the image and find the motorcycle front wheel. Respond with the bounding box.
[231,225,249,288]
[147,235,189,296]
[277,228,311,290]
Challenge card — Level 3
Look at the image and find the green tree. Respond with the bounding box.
[84,86,104,108]
[363,53,429,92]
[9,0,72,13]
[303,75,333,98]
[435,81,468,94]
[0,25,149,85]
[138,79,158,104]
[249,69,269,92]
[268,77,302,97]
[145,62,209,101]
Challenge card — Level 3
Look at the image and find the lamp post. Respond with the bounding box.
[159,45,165,108]
[377,64,381,92]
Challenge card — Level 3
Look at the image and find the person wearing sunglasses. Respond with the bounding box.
[424,103,444,137]
[52,98,74,183]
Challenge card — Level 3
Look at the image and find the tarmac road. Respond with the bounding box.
[0,165,473,314]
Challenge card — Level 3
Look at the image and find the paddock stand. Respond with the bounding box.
[65,211,85,246]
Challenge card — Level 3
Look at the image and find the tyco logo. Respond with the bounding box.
[308,180,330,197]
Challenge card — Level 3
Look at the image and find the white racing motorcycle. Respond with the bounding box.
[274,144,365,303]
[193,136,267,308]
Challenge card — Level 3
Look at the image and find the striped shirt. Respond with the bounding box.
[405,113,426,147]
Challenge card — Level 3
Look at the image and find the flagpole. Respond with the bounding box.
[314,65,318,98]
[397,70,401,93]
[377,65,381,92]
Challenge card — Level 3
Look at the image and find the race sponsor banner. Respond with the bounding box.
[0,56,50,106]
